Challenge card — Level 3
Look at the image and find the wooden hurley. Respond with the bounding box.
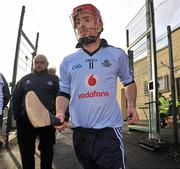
[25,91,72,128]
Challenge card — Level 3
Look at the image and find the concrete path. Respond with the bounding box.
[0,126,180,169]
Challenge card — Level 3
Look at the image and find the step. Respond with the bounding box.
[128,125,150,132]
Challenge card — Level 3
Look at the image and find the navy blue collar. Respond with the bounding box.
[76,38,108,48]
[79,39,109,56]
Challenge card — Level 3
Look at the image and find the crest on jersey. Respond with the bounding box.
[101,60,112,67]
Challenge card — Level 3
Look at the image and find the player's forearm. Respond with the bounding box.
[125,82,137,108]
[55,96,69,115]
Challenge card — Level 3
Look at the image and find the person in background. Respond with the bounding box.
[168,93,180,111]
[167,93,180,127]
[158,93,169,128]
[48,67,57,75]
[55,4,139,169]
[0,72,10,149]
[48,66,60,89]
[11,54,59,169]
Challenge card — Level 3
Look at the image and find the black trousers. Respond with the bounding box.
[0,114,3,128]
[73,127,126,169]
[16,115,56,169]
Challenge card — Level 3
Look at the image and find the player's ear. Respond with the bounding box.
[96,21,103,33]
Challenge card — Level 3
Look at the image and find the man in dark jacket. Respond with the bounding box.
[0,72,10,148]
[11,54,59,169]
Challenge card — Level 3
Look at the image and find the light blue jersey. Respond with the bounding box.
[59,39,134,128]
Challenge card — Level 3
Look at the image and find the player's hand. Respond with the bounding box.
[54,113,66,131]
[127,108,139,125]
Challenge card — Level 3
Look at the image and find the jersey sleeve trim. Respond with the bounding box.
[58,91,71,100]
[124,80,135,87]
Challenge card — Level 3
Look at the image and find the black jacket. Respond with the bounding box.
[0,73,10,109]
[11,69,59,120]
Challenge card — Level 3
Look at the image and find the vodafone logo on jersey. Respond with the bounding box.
[78,74,110,99]
[85,74,98,87]
[78,90,109,99]
[88,74,96,86]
